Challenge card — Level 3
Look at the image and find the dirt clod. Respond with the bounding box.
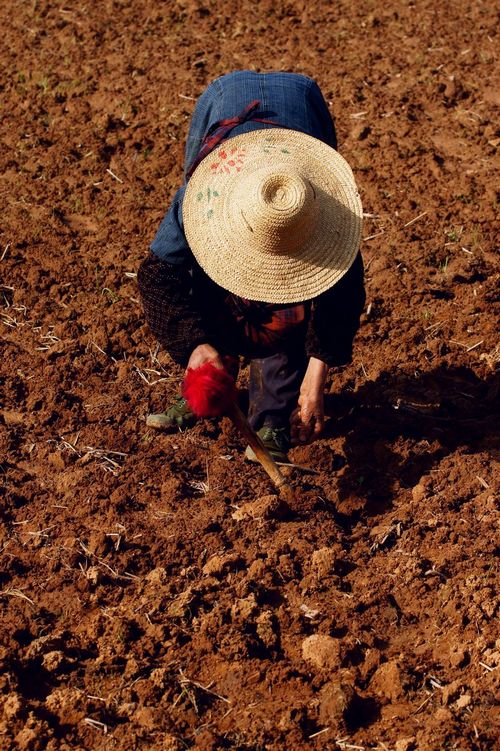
[302,634,341,670]
[319,681,357,728]
[231,494,291,521]
[311,546,340,578]
[395,739,416,751]
[256,610,279,649]
[42,651,65,672]
[202,553,241,576]
[369,661,405,702]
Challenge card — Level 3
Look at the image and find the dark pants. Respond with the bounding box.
[247,348,308,432]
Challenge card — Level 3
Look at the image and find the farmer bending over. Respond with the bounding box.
[138,71,365,463]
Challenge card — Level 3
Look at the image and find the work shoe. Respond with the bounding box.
[245,426,290,464]
[146,397,198,431]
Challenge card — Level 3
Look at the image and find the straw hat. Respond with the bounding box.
[183,128,363,303]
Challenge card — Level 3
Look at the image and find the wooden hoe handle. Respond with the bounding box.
[227,402,290,492]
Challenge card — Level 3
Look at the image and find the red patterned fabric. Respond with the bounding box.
[185,100,277,180]
[223,294,309,350]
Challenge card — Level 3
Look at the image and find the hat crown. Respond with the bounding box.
[237,167,317,256]
[183,128,363,303]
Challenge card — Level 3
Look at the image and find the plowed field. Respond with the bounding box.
[1,1,498,749]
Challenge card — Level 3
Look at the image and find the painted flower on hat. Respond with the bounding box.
[210,146,246,175]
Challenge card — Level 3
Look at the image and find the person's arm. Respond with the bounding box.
[305,252,366,368]
[290,252,366,444]
[290,357,328,445]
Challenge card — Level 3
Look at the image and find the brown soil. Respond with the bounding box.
[1,1,499,749]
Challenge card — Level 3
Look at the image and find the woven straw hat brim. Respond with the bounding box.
[183,128,363,303]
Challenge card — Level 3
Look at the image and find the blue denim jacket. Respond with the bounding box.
[151,71,337,264]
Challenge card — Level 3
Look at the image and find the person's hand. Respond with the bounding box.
[290,357,328,445]
[290,391,325,445]
[186,343,224,372]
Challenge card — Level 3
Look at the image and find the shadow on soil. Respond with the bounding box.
[323,365,499,514]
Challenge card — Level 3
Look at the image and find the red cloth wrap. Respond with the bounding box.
[182,363,237,417]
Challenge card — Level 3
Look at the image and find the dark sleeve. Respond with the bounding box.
[305,252,366,367]
[137,253,213,367]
